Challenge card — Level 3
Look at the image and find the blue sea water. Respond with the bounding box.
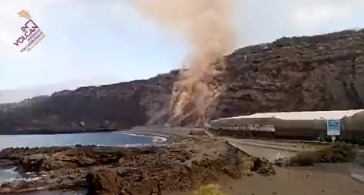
[0,131,164,150]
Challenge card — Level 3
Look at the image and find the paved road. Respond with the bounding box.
[350,150,364,183]
[221,137,328,161]
[223,136,364,183]
[130,126,364,183]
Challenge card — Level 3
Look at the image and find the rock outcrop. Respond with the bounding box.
[0,138,275,194]
[1,29,364,133]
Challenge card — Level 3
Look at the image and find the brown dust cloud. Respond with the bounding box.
[135,0,237,126]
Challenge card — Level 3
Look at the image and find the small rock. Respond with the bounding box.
[251,158,276,176]
[118,157,125,164]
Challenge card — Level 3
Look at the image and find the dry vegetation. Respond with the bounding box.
[194,184,227,195]
[289,142,357,166]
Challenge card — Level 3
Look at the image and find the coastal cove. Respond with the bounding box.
[0,131,167,150]
[0,130,167,190]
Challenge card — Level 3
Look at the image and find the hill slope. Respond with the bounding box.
[1,29,364,133]
[215,29,364,118]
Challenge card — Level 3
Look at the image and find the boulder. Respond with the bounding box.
[20,154,45,172]
[86,168,127,195]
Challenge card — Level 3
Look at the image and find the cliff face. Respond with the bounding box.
[214,30,364,119]
[1,29,364,133]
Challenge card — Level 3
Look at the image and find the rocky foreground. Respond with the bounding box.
[0,135,275,195]
[1,29,364,133]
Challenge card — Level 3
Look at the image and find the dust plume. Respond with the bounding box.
[135,0,237,126]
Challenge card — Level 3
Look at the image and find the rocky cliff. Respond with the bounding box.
[1,29,364,133]
[215,29,364,118]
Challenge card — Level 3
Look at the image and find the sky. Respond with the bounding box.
[1,0,364,92]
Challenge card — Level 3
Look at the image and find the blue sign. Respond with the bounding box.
[327,119,341,136]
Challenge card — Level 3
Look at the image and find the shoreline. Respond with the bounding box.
[0,130,168,151]
[0,127,363,195]
[0,129,171,184]
[0,130,264,194]
[0,127,186,190]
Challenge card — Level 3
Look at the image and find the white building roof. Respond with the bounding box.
[228,109,364,120]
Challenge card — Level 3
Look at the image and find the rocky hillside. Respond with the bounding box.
[0,71,178,133]
[1,29,364,133]
[215,29,364,118]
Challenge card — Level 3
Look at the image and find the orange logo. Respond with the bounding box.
[17,10,31,20]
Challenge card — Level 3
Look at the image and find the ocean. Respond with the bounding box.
[0,131,165,150]
[0,131,166,189]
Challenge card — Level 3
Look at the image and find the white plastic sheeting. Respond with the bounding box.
[228,109,364,120]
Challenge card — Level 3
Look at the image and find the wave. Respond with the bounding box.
[0,168,48,185]
[0,168,20,182]
[94,138,167,148]
[152,136,167,144]
[94,143,150,148]
[118,132,167,144]
[1,175,43,184]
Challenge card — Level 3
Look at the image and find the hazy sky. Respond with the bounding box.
[1,0,364,90]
